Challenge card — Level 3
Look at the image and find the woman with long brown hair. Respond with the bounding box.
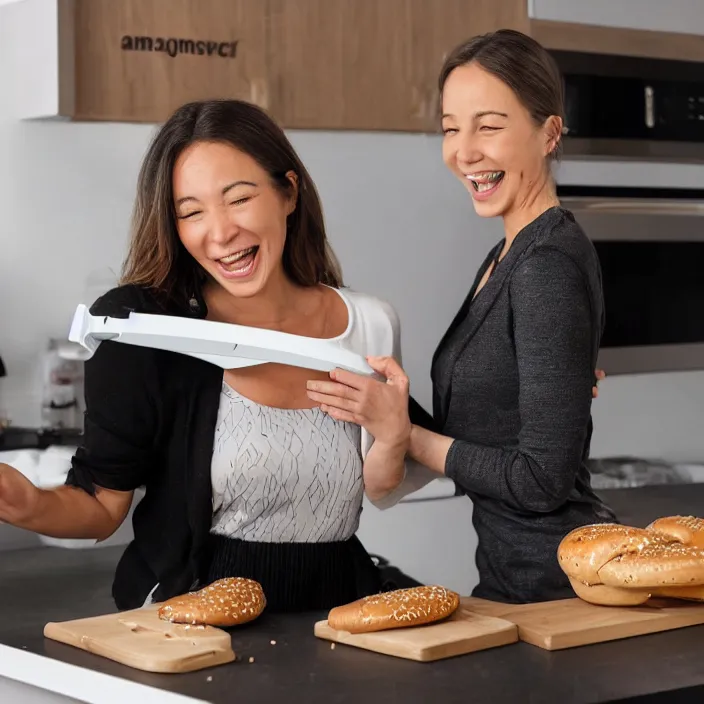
[0,99,416,612]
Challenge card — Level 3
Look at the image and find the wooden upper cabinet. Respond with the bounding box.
[267,0,528,132]
[72,0,269,122]
[4,0,704,126]
[266,0,418,132]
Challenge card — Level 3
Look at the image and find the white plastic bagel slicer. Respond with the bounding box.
[68,304,374,375]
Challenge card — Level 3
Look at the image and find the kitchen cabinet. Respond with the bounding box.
[8,0,269,122]
[267,0,528,132]
[4,0,704,127]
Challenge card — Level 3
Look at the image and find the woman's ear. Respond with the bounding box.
[543,115,563,157]
[285,170,299,215]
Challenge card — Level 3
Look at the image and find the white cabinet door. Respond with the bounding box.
[528,0,704,37]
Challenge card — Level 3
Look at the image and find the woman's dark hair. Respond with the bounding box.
[438,29,564,158]
[121,99,342,304]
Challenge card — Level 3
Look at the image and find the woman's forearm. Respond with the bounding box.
[408,424,454,475]
[363,440,408,502]
[25,485,131,540]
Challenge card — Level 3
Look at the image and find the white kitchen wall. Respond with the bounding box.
[2,13,704,458]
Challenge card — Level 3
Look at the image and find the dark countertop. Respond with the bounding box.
[3,541,704,704]
[598,484,704,527]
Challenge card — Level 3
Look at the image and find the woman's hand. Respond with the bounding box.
[306,356,412,447]
[593,368,606,398]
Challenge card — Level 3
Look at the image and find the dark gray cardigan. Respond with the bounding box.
[430,206,616,603]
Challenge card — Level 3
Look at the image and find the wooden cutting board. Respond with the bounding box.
[314,603,518,661]
[44,605,235,673]
[463,596,704,651]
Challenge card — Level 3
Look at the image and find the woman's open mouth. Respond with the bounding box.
[466,171,505,201]
[217,245,259,279]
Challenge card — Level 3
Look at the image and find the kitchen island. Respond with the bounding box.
[2,542,704,704]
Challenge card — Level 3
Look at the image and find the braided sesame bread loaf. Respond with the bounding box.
[559,516,704,606]
[157,577,266,627]
[557,524,676,585]
[567,577,651,607]
[647,515,704,548]
[327,585,460,634]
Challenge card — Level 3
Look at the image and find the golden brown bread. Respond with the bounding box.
[559,517,704,606]
[557,523,676,585]
[647,515,704,548]
[651,585,704,602]
[598,542,704,588]
[568,577,651,606]
[327,585,460,634]
[157,577,266,627]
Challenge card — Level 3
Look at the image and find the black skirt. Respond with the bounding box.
[201,533,382,612]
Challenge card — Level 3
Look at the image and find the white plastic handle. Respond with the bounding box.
[67,305,375,376]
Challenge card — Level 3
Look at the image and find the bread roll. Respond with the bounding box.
[557,523,676,585]
[598,542,704,589]
[568,577,651,606]
[651,585,704,602]
[158,577,266,627]
[647,515,704,548]
[327,585,460,634]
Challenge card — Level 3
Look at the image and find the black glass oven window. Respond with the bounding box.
[594,241,704,347]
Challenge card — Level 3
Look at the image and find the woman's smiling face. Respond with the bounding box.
[173,140,297,298]
[441,61,558,221]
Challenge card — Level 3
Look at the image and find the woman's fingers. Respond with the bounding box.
[320,405,358,424]
[366,356,407,384]
[329,367,369,390]
[306,389,358,413]
[306,379,360,400]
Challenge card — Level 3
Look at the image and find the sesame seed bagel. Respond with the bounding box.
[327,585,460,634]
[557,523,677,585]
[647,515,704,548]
[598,542,704,589]
[157,577,266,627]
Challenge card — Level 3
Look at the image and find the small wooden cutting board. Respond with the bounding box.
[44,605,235,673]
[463,596,704,651]
[314,603,518,661]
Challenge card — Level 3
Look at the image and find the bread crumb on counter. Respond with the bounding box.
[248,656,255,663]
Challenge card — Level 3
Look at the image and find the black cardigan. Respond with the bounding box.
[431,206,617,603]
[66,284,434,610]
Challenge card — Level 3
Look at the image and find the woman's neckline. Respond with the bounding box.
[199,283,354,343]
[222,379,356,416]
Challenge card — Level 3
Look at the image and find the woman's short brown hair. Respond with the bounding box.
[438,29,565,159]
[121,99,342,307]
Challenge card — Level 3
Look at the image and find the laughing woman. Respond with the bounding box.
[0,99,427,612]
[307,30,617,604]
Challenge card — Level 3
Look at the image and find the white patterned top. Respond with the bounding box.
[210,382,364,543]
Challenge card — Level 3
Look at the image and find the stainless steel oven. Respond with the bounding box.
[555,160,704,375]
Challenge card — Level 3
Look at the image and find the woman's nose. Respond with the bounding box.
[209,208,238,244]
[456,133,482,167]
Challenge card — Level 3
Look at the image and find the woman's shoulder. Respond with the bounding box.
[89,284,174,318]
[534,207,598,262]
[337,287,400,331]
[335,287,401,358]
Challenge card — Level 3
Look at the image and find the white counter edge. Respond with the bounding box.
[0,644,209,704]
